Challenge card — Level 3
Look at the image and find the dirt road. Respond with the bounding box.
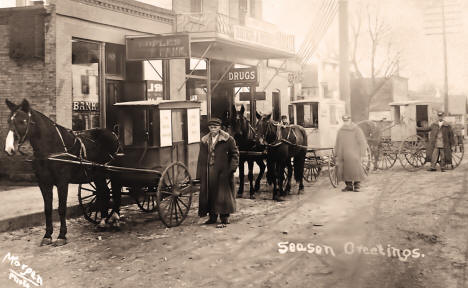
[0,160,467,288]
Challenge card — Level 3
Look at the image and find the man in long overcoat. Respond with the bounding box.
[427,111,455,172]
[335,115,368,192]
[197,118,239,226]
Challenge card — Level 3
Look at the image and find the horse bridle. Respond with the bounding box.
[9,111,34,152]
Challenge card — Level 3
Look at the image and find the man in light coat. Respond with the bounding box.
[335,115,368,192]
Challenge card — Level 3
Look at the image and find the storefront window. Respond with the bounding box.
[72,39,100,131]
[106,43,125,76]
[296,102,318,128]
[144,60,164,101]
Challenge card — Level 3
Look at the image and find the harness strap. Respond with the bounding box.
[54,124,69,153]
[77,137,88,159]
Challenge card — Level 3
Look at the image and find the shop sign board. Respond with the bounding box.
[160,110,172,147]
[224,67,258,86]
[126,34,190,61]
[73,101,99,111]
[239,92,266,101]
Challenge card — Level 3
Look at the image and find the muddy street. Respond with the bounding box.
[0,159,467,288]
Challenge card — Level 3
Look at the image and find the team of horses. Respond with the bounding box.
[4,100,307,246]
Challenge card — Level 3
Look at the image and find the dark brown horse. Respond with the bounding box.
[229,105,266,199]
[5,99,120,246]
[255,112,307,201]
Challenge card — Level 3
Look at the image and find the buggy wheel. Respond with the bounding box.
[362,144,371,175]
[376,142,397,170]
[157,162,193,227]
[328,154,338,188]
[304,158,320,183]
[450,141,464,169]
[398,135,427,172]
[131,185,157,213]
[78,178,113,224]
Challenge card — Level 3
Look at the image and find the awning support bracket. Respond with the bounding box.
[177,42,214,92]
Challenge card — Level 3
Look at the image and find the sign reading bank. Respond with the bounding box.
[224,67,258,86]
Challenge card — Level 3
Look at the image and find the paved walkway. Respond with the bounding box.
[0,161,263,232]
[0,184,81,232]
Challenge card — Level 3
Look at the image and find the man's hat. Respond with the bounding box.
[207,117,222,126]
[342,114,351,121]
[437,111,444,116]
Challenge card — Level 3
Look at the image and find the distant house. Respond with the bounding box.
[351,76,409,122]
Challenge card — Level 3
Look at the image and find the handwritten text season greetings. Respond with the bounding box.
[278,242,425,262]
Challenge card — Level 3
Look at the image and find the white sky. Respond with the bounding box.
[1,0,466,94]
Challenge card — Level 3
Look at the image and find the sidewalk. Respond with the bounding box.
[0,161,265,233]
[0,184,83,232]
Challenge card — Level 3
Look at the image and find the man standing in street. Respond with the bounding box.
[427,111,455,172]
[335,115,368,192]
[197,117,239,228]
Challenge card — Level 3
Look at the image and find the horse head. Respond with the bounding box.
[255,112,277,145]
[5,99,34,155]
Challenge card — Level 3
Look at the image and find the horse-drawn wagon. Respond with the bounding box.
[359,100,464,171]
[74,99,201,227]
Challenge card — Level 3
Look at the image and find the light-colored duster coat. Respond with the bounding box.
[335,123,368,182]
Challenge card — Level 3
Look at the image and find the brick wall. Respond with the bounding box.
[0,5,56,181]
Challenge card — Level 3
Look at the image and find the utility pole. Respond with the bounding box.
[441,0,449,114]
[424,0,461,115]
[339,0,351,115]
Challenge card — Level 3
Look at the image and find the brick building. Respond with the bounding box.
[0,0,181,180]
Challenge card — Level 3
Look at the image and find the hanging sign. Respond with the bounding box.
[239,92,266,101]
[223,67,258,86]
[160,110,172,147]
[126,34,190,61]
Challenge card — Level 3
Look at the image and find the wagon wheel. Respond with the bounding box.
[375,142,397,170]
[362,144,372,175]
[132,185,157,213]
[398,135,427,172]
[450,140,464,169]
[157,162,193,228]
[78,178,114,224]
[328,153,338,188]
[304,158,321,183]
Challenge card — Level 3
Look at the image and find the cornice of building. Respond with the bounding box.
[72,0,174,24]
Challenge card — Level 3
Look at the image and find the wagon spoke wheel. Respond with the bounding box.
[132,185,157,213]
[398,135,427,172]
[376,142,397,170]
[450,140,464,169]
[157,162,193,228]
[78,178,113,224]
[304,158,320,183]
[328,153,338,188]
[362,145,372,175]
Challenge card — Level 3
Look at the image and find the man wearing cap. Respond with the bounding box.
[427,111,455,172]
[335,115,368,192]
[197,117,239,227]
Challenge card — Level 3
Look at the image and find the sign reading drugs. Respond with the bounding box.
[224,67,258,86]
[126,34,190,61]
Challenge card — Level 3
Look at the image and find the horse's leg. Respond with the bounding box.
[294,152,306,193]
[95,176,110,229]
[254,157,266,192]
[247,160,255,199]
[237,159,245,198]
[39,183,53,246]
[110,179,122,230]
[277,163,286,201]
[284,160,293,194]
[55,182,69,246]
